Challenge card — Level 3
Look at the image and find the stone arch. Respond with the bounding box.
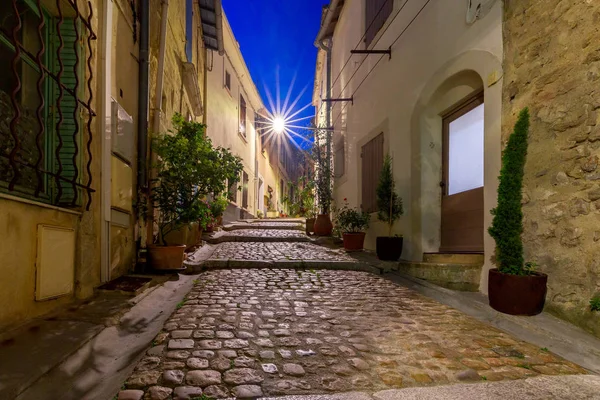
[408,50,503,292]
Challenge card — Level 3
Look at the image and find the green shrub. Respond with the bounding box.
[376,154,403,236]
[488,108,530,275]
[590,296,600,312]
[152,114,243,245]
[335,199,370,233]
[209,196,229,219]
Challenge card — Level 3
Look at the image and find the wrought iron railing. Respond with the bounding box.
[0,0,96,210]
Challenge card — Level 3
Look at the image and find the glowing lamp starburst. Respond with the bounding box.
[273,117,285,134]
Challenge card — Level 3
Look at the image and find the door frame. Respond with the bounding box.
[440,90,485,253]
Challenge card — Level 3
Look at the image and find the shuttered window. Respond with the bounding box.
[242,171,249,209]
[239,94,246,137]
[365,0,393,47]
[361,133,384,213]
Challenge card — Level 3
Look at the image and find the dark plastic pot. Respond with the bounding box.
[376,236,403,261]
[314,214,333,236]
[305,218,316,235]
[342,232,366,251]
[488,268,548,316]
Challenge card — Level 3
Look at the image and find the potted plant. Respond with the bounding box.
[312,128,334,236]
[209,195,229,227]
[375,154,404,260]
[488,108,547,316]
[149,115,242,270]
[257,210,264,219]
[336,199,370,251]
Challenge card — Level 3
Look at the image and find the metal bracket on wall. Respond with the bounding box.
[322,97,354,106]
[350,46,392,60]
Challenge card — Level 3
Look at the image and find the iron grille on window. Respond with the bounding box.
[365,0,393,47]
[0,0,96,209]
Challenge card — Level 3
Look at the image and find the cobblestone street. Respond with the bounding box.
[118,221,587,400]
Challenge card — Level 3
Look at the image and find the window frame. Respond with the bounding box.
[0,0,85,207]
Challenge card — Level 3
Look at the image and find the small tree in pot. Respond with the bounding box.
[488,108,547,315]
[312,127,334,236]
[335,199,370,251]
[149,115,242,270]
[375,154,404,260]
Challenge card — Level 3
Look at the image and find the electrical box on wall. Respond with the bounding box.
[466,0,497,24]
[111,100,135,164]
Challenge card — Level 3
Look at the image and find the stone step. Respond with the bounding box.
[398,260,482,292]
[223,224,304,232]
[204,234,311,244]
[422,252,484,265]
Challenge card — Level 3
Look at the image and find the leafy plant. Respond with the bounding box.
[151,114,243,245]
[312,127,333,214]
[488,108,530,275]
[376,154,403,236]
[335,199,370,233]
[590,296,600,311]
[209,196,229,219]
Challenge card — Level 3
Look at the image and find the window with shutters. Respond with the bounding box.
[239,94,246,137]
[361,133,384,213]
[242,171,249,209]
[365,0,393,47]
[0,0,92,208]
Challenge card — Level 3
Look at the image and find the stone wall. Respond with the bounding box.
[503,0,600,336]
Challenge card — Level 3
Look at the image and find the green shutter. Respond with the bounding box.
[49,18,81,205]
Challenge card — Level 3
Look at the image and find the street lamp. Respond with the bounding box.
[273,117,285,134]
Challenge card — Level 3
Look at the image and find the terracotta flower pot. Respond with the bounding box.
[217,216,223,226]
[343,232,366,251]
[305,218,316,235]
[488,268,548,316]
[205,224,214,233]
[376,236,403,261]
[313,214,333,236]
[148,245,186,270]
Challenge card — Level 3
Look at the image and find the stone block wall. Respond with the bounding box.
[503,0,600,336]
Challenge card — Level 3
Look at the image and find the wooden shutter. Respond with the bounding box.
[242,171,249,208]
[239,95,246,136]
[361,133,384,213]
[365,0,393,47]
[50,18,81,205]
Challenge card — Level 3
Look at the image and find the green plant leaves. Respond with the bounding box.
[376,154,403,236]
[488,108,529,275]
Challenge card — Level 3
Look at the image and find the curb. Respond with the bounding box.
[185,259,382,275]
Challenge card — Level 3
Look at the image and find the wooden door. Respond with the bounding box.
[440,94,485,253]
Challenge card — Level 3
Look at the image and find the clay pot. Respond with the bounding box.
[313,214,333,236]
[342,232,366,251]
[488,268,548,316]
[305,218,316,235]
[148,245,186,270]
[376,236,404,261]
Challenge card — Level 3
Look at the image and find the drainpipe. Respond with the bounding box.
[137,0,149,190]
[145,0,169,247]
[313,1,339,215]
[100,0,113,283]
[153,0,170,137]
[215,0,225,56]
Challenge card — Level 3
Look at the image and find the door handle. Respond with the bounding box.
[439,181,446,188]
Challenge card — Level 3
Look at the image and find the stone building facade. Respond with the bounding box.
[503,0,600,336]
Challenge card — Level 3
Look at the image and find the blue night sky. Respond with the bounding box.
[222,1,325,139]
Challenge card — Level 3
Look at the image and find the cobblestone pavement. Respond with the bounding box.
[209,242,356,262]
[122,269,585,399]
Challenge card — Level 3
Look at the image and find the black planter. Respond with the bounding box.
[376,236,403,261]
[488,268,548,316]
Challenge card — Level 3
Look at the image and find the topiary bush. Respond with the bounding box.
[488,108,530,275]
[376,154,403,237]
